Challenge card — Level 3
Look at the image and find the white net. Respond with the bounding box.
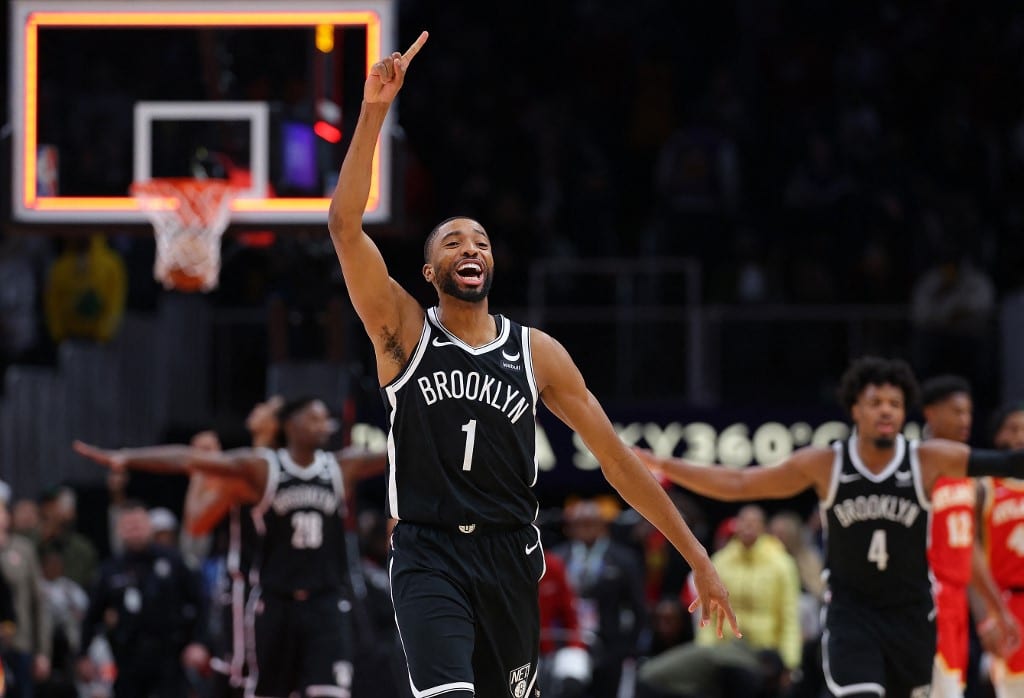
[131,178,238,292]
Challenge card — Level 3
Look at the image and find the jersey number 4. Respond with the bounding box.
[868,529,889,571]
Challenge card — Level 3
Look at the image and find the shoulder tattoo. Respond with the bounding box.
[381,326,408,366]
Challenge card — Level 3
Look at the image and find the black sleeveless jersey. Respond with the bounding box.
[820,434,933,608]
[251,448,347,595]
[380,308,539,528]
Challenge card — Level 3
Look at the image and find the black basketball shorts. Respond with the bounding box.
[822,598,935,698]
[388,521,545,698]
[249,588,353,698]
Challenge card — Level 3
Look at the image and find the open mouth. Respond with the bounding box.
[455,260,484,287]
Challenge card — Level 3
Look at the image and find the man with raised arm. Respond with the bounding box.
[635,356,1024,698]
[326,31,738,698]
[74,397,385,698]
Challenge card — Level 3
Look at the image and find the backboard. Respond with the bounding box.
[9,0,396,224]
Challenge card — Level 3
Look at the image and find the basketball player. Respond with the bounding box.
[979,404,1024,697]
[73,397,385,698]
[182,397,281,697]
[920,375,1018,698]
[327,31,738,698]
[634,356,1024,698]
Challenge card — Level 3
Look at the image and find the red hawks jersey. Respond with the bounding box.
[928,476,976,586]
[983,478,1024,590]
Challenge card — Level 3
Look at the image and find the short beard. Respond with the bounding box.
[873,436,896,450]
[439,272,492,302]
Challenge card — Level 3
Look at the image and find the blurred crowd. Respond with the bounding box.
[4,2,1024,409]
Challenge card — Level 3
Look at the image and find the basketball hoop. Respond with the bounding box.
[131,178,239,292]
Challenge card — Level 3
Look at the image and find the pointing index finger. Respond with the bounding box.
[402,30,429,63]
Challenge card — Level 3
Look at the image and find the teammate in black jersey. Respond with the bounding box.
[328,32,739,698]
[182,396,281,697]
[73,397,386,698]
[635,356,1024,698]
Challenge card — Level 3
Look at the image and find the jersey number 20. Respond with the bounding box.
[291,511,324,549]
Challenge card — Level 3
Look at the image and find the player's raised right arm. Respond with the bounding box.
[633,446,832,501]
[327,33,428,362]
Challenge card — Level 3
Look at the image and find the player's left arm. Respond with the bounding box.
[969,541,1021,656]
[531,328,740,638]
[919,439,1024,487]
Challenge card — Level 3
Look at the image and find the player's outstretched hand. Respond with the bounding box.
[986,610,1023,658]
[72,440,126,472]
[690,561,742,639]
[365,30,428,104]
[1002,613,1023,657]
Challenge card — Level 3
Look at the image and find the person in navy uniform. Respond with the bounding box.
[635,356,1024,698]
[72,398,385,698]
[327,31,739,698]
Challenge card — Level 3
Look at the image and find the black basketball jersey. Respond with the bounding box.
[381,308,539,527]
[251,448,348,595]
[821,434,933,608]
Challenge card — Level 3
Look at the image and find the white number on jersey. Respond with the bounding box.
[461,419,478,471]
[868,529,889,571]
[947,511,973,548]
[1008,523,1024,556]
[290,511,324,549]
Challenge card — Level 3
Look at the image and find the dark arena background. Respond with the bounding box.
[2,1,1024,697]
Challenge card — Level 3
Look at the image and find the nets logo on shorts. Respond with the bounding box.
[509,663,531,697]
[910,685,930,698]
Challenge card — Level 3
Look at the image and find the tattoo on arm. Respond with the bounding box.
[381,326,407,366]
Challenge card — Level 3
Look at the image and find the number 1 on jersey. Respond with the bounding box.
[868,529,888,571]
[461,419,477,471]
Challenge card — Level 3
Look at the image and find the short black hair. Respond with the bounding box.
[920,374,972,407]
[987,403,1024,446]
[119,498,148,513]
[423,215,483,262]
[278,396,321,426]
[836,356,920,414]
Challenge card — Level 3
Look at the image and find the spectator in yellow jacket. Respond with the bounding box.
[44,235,126,344]
[695,505,802,669]
[638,505,801,696]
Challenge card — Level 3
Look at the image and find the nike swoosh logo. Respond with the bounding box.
[838,473,862,483]
[502,350,521,362]
[432,337,456,347]
[525,540,541,555]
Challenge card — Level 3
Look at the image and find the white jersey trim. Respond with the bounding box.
[383,318,433,520]
[388,555,475,698]
[909,440,932,511]
[848,432,906,482]
[821,628,885,696]
[427,306,510,355]
[386,316,432,392]
[522,326,540,487]
[252,447,280,536]
[820,440,844,509]
[532,523,547,581]
[277,448,329,481]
